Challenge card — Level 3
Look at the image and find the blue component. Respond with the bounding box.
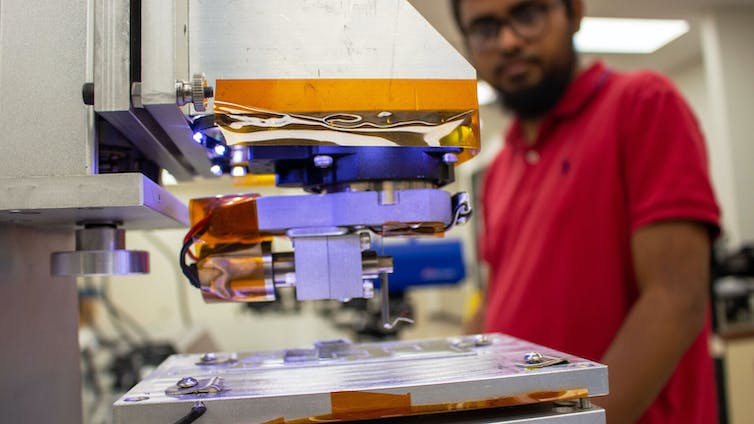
[376,239,466,294]
[243,145,459,191]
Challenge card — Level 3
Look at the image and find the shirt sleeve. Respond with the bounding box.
[619,72,720,234]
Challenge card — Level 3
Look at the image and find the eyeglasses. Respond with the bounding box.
[464,0,562,51]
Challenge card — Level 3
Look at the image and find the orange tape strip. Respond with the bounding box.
[216,79,478,112]
[263,388,590,423]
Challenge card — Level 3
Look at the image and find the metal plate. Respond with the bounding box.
[0,174,188,230]
[256,189,452,231]
[358,403,605,424]
[113,333,608,423]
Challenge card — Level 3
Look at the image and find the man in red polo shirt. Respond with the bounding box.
[451,0,720,423]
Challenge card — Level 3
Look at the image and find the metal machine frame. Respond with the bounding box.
[0,1,608,423]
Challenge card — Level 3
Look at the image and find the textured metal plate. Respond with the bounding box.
[113,333,608,423]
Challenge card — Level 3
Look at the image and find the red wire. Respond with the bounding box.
[183,214,212,261]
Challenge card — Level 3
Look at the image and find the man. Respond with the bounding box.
[451,0,720,423]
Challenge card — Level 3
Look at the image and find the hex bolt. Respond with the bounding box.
[177,377,199,389]
[524,352,544,364]
[313,155,334,169]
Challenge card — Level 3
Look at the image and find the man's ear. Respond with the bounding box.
[571,0,585,33]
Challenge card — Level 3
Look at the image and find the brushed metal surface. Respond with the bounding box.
[0,224,81,423]
[141,0,215,178]
[256,189,452,231]
[0,0,93,177]
[93,0,131,113]
[0,174,188,229]
[51,249,149,277]
[113,334,608,423]
[188,0,475,88]
[359,404,606,423]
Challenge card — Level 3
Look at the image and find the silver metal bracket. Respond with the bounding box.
[445,191,473,231]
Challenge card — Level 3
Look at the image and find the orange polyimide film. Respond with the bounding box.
[266,388,590,423]
[214,79,480,163]
[216,79,478,112]
[331,391,412,420]
[189,193,273,250]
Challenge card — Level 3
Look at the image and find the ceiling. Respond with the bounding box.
[408,0,754,73]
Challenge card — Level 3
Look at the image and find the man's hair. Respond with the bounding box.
[450,0,574,33]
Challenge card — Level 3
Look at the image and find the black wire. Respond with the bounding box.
[80,347,103,417]
[174,401,207,424]
[180,236,202,289]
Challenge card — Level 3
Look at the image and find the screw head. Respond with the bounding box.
[442,153,459,164]
[177,377,199,389]
[123,395,150,402]
[200,352,217,363]
[524,352,544,364]
[313,155,334,169]
[472,334,492,347]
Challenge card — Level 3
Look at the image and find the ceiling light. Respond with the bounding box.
[477,80,498,106]
[575,17,690,54]
[160,169,178,186]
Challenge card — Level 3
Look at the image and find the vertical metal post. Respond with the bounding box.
[0,225,81,423]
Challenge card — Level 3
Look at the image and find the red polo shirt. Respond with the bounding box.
[480,61,720,423]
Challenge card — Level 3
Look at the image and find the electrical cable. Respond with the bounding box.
[180,238,202,289]
[180,215,212,289]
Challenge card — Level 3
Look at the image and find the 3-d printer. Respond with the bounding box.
[0,1,607,423]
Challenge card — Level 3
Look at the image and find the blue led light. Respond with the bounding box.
[214,145,227,156]
[193,132,203,144]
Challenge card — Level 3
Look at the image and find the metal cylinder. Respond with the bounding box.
[76,226,126,251]
[51,225,149,277]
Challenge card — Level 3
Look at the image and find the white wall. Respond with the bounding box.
[700,6,754,246]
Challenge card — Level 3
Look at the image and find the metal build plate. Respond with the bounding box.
[113,334,608,423]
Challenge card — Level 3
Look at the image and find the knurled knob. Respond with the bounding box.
[192,73,212,112]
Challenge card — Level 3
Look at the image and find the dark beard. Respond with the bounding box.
[497,46,577,120]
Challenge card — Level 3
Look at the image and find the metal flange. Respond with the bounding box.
[51,249,149,277]
[50,225,149,277]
